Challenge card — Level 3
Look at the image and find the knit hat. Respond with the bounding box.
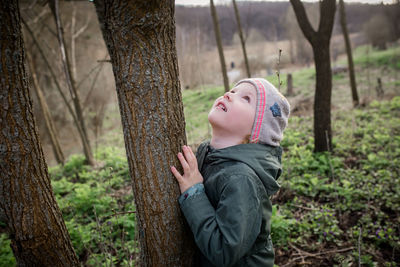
[234,78,290,146]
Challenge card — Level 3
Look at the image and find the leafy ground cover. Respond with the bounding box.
[1,45,399,266]
[0,147,138,266]
[273,97,400,266]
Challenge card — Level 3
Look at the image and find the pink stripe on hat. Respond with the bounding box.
[252,79,266,142]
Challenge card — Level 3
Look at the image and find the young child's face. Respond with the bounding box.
[208,84,257,140]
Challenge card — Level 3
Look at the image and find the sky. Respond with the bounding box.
[175,0,395,6]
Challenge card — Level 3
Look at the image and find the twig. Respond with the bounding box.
[276,49,283,91]
[82,55,108,112]
[292,204,319,211]
[76,63,102,89]
[289,243,354,258]
[283,243,355,267]
[289,242,307,264]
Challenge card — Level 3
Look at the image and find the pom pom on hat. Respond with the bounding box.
[233,78,290,146]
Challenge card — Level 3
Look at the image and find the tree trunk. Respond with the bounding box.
[94,1,196,266]
[0,1,79,265]
[339,0,359,107]
[232,0,251,78]
[210,0,230,92]
[290,0,336,152]
[287,73,293,96]
[313,42,333,151]
[26,51,65,165]
[49,0,94,166]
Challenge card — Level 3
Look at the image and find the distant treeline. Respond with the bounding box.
[175,1,400,46]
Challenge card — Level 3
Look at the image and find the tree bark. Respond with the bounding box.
[210,0,230,92]
[49,0,94,165]
[290,0,336,152]
[0,1,79,265]
[339,0,359,107]
[94,1,196,266]
[26,51,65,165]
[232,0,251,78]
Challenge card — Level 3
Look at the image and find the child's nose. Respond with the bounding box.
[223,92,231,101]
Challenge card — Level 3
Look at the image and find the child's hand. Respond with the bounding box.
[171,145,204,194]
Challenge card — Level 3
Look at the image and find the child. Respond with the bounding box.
[171,78,290,267]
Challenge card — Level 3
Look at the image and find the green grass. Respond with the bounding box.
[352,45,400,69]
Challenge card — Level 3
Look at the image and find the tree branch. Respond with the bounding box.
[289,0,317,44]
[318,0,336,42]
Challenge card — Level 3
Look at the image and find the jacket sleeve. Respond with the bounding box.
[180,174,262,267]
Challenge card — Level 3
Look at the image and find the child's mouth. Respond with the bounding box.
[216,102,227,112]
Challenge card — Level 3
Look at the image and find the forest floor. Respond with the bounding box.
[1,45,399,266]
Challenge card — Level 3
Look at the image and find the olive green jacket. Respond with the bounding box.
[179,142,282,267]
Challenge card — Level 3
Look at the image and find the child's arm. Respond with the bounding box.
[181,174,262,267]
[171,146,262,266]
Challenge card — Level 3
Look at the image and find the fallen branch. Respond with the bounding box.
[281,243,355,267]
[292,204,319,211]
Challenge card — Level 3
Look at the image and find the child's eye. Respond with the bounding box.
[243,96,250,102]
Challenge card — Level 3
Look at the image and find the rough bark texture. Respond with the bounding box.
[210,0,230,92]
[94,1,196,266]
[290,0,336,152]
[0,1,79,266]
[232,0,251,78]
[339,0,359,107]
[49,0,94,165]
[26,52,65,165]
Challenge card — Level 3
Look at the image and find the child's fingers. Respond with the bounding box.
[177,152,190,172]
[183,146,197,167]
[170,166,183,181]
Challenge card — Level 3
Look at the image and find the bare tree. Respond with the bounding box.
[94,0,196,266]
[339,0,359,107]
[0,1,79,265]
[21,18,95,166]
[211,0,230,92]
[290,0,336,152]
[49,0,94,165]
[232,0,251,78]
[26,51,65,165]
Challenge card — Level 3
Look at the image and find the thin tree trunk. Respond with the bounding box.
[287,73,293,96]
[0,1,79,265]
[21,18,93,165]
[232,0,251,78]
[94,1,196,266]
[313,42,333,151]
[210,0,230,92]
[26,51,65,165]
[339,0,359,107]
[290,0,336,152]
[49,0,94,165]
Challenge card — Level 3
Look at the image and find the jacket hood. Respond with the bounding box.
[197,142,282,195]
